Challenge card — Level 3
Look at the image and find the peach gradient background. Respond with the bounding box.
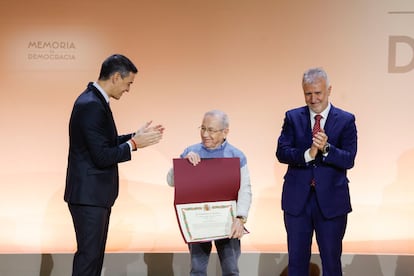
[0,0,413,254]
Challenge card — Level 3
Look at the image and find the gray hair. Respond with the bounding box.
[302,67,330,87]
[204,109,229,128]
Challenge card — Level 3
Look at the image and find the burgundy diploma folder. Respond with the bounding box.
[173,158,241,204]
[173,158,241,243]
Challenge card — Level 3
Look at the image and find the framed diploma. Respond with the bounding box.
[173,158,241,243]
[175,200,236,242]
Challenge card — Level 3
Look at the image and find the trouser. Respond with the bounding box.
[284,189,347,276]
[69,204,111,276]
[189,238,241,276]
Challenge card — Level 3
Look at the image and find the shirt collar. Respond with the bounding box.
[93,82,110,104]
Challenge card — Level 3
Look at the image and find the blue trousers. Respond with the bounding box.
[189,238,241,276]
[284,189,347,276]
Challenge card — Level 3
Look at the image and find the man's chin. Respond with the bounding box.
[202,142,211,148]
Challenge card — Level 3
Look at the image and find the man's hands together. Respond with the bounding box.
[131,121,165,149]
[310,129,328,158]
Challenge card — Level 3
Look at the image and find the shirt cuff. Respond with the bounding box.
[127,141,134,152]
[304,148,314,163]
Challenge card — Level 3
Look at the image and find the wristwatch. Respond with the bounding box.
[236,216,247,224]
[322,143,330,154]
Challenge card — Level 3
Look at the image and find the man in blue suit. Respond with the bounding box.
[276,67,357,276]
[64,54,164,276]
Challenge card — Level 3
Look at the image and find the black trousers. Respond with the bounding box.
[69,204,111,276]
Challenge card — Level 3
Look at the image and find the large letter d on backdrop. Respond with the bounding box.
[388,36,414,73]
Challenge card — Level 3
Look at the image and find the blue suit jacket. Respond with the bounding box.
[64,83,132,208]
[276,105,357,219]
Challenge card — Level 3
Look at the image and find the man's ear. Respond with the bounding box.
[223,128,230,137]
[111,72,121,84]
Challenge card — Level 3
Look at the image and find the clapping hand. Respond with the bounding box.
[132,121,165,148]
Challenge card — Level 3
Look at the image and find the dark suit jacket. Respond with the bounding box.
[64,82,132,208]
[276,105,357,219]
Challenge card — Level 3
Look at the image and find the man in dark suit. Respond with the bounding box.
[276,67,357,276]
[64,54,164,276]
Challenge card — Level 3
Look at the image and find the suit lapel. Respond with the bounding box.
[299,106,312,138]
[325,105,338,135]
[89,83,118,138]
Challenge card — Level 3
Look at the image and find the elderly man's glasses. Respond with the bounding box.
[199,126,224,134]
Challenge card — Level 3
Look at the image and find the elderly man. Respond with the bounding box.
[168,109,252,276]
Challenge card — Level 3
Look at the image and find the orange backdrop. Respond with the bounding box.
[0,0,413,254]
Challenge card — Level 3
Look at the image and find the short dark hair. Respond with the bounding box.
[98,54,138,80]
